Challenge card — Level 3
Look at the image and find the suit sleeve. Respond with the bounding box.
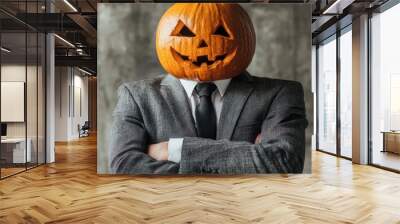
[179,81,308,174]
[109,84,179,174]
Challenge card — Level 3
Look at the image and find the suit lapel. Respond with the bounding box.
[217,73,255,140]
[161,75,197,136]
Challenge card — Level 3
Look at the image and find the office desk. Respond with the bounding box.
[1,138,32,163]
[382,131,400,154]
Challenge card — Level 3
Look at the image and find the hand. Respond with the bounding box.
[255,134,262,144]
[148,141,169,161]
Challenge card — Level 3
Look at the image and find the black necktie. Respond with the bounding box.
[195,82,217,139]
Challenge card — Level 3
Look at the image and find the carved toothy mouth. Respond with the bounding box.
[170,47,236,69]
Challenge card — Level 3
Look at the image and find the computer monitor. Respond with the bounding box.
[1,123,7,137]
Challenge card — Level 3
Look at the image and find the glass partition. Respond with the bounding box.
[27,31,38,169]
[0,1,46,179]
[1,31,28,177]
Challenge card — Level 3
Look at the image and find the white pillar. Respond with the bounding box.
[46,32,55,163]
[352,14,369,164]
[45,0,56,163]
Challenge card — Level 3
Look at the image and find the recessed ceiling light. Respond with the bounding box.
[78,67,93,76]
[323,0,354,15]
[54,34,75,48]
[63,0,78,12]
[1,47,11,53]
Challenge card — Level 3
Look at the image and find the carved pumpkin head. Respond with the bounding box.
[156,3,256,81]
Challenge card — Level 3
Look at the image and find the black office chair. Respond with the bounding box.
[79,121,90,138]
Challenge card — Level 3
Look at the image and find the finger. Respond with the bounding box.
[147,145,158,158]
[255,134,261,144]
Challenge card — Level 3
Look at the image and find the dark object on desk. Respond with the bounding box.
[1,123,7,137]
[79,121,90,138]
[381,131,400,154]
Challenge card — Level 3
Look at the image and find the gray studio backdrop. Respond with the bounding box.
[98,3,312,174]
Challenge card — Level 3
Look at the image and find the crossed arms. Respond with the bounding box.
[109,81,307,174]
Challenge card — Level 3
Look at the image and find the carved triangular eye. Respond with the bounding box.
[213,25,230,37]
[171,20,195,37]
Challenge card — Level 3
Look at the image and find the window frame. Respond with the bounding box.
[315,23,353,160]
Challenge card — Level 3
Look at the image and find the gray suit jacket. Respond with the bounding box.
[109,72,307,174]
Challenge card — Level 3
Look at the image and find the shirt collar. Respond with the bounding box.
[179,78,231,98]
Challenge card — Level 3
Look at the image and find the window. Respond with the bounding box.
[316,25,353,159]
[339,28,352,158]
[370,3,400,171]
[317,36,337,154]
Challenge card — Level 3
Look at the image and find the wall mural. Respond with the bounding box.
[98,3,312,175]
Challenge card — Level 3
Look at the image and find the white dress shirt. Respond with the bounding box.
[167,78,231,163]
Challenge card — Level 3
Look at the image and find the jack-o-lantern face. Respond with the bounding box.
[156,3,256,81]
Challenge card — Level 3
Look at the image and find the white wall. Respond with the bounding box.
[71,73,89,138]
[1,66,26,137]
[55,67,69,141]
[1,65,42,137]
[55,67,89,141]
[1,63,47,164]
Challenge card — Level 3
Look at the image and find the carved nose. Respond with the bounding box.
[198,40,208,48]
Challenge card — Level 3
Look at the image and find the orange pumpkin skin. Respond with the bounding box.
[156,3,256,81]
